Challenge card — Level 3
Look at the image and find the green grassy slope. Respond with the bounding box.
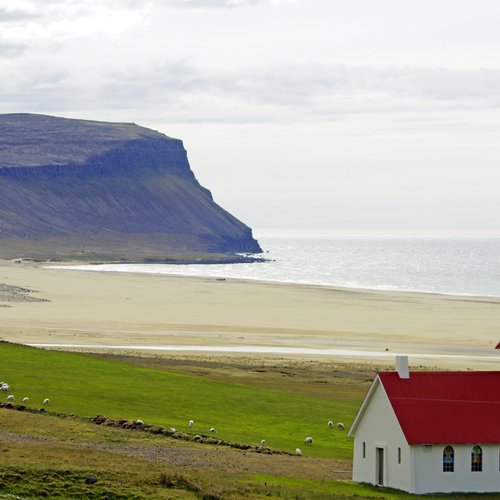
[0,342,357,459]
[3,344,500,498]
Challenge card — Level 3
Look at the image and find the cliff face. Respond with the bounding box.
[0,114,261,260]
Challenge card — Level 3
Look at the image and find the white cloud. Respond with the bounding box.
[0,3,148,42]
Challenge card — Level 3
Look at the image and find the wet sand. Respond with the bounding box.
[1,259,499,369]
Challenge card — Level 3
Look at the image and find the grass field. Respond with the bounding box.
[2,342,500,499]
[0,342,363,460]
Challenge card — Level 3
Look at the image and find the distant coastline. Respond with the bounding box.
[50,231,500,298]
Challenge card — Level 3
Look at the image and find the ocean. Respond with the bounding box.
[63,231,500,297]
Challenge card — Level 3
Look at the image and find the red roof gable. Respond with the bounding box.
[379,371,500,445]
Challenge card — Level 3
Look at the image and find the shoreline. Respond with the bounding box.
[1,259,500,370]
[43,230,500,299]
[47,262,500,301]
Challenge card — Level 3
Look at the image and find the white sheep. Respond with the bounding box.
[327,420,334,428]
[43,398,50,405]
[6,394,14,402]
[1,383,10,392]
[260,439,267,446]
[337,422,345,430]
[169,427,176,433]
[209,427,216,433]
[304,436,313,445]
[22,397,29,403]
[189,419,194,428]
[295,448,302,456]
[135,419,144,425]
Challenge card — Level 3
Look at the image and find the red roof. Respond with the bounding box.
[496,341,500,349]
[379,371,500,445]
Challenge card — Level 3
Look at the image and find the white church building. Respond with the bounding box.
[348,356,500,494]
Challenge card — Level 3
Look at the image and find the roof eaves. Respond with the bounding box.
[348,374,381,437]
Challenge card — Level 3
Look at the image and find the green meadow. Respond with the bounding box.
[0,342,360,459]
[4,342,496,498]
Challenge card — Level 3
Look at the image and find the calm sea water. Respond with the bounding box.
[63,232,500,297]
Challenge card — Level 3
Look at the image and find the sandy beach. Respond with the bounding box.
[1,259,499,369]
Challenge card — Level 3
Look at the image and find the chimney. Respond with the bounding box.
[395,355,409,379]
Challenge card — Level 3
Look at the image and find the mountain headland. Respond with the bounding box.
[0,113,261,262]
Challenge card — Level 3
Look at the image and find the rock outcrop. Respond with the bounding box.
[0,113,261,261]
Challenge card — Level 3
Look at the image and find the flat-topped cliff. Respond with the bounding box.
[0,114,261,261]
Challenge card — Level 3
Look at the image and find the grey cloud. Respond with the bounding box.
[229,65,500,111]
[15,0,259,9]
[0,42,26,57]
[0,7,39,22]
[165,0,260,8]
[91,63,500,123]
[3,61,500,123]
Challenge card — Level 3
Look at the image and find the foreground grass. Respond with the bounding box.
[2,411,500,499]
[0,408,341,499]
[2,344,500,498]
[248,475,500,500]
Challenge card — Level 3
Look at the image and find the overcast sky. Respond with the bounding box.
[1,0,500,233]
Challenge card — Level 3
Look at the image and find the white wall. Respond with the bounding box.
[413,444,500,494]
[352,379,412,492]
